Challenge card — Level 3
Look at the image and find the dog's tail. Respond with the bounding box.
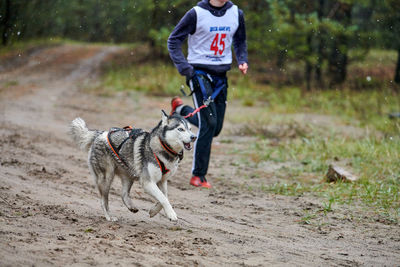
[69,118,98,151]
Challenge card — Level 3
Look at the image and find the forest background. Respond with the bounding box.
[1,0,400,90]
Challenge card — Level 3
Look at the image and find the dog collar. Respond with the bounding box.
[158,137,183,160]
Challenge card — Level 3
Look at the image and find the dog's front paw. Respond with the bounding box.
[166,209,178,221]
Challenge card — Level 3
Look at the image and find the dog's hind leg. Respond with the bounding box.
[91,163,117,222]
[121,176,139,213]
[149,180,167,218]
[100,170,117,221]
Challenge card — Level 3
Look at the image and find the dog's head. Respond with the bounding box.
[161,110,196,151]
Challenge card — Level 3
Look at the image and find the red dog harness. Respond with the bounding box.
[107,127,182,176]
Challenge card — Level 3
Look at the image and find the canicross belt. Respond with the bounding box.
[184,70,226,119]
[194,70,225,102]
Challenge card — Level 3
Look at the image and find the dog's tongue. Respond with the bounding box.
[184,142,192,150]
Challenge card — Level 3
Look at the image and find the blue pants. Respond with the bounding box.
[180,73,228,178]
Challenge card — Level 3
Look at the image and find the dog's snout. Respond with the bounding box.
[191,135,197,142]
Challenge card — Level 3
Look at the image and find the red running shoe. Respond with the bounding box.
[190,176,212,188]
[190,176,202,187]
[170,96,183,115]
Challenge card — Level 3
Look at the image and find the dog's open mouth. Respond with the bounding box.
[183,142,192,150]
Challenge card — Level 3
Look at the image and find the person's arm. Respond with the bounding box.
[233,9,248,75]
[167,9,197,78]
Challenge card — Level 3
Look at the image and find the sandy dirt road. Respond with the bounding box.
[0,44,399,266]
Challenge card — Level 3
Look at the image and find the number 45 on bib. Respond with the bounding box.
[210,33,227,56]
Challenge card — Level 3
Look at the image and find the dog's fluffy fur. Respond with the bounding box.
[69,111,195,221]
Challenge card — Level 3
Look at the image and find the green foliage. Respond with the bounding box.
[0,0,193,44]
[260,0,366,86]
[1,0,395,51]
[149,26,174,56]
[377,0,400,49]
[101,62,184,96]
[2,0,399,86]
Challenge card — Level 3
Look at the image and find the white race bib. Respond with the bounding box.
[187,5,239,65]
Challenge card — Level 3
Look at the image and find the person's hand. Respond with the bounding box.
[239,63,248,75]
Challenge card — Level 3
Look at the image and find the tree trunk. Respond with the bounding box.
[328,3,352,87]
[315,54,323,87]
[328,42,348,86]
[315,0,325,88]
[305,33,313,91]
[305,61,312,91]
[277,50,286,69]
[395,47,400,84]
[2,0,11,46]
[149,0,159,49]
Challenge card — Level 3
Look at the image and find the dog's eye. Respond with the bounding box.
[178,128,184,132]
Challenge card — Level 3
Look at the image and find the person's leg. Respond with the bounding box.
[180,74,217,181]
[213,77,228,137]
[173,73,217,186]
[180,104,199,127]
[191,94,217,178]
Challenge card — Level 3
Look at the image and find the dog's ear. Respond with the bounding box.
[161,110,168,125]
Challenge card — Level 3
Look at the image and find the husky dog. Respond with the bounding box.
[69,111,196,221]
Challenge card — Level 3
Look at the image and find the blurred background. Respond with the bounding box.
[1,0,399,90]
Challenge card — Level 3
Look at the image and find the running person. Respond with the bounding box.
[168,0,248,188]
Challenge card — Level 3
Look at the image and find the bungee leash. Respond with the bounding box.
[184,97,212,119]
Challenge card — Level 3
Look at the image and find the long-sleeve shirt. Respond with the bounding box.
[168,0,248,78]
